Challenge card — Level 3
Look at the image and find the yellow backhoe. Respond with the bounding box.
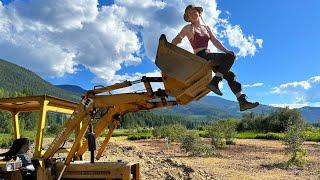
[0,34,212,180]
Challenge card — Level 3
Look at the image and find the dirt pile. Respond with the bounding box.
[98,141,214,180]
[1,137,319,179]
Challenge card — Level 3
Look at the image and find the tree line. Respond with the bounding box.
[0,87,317,136]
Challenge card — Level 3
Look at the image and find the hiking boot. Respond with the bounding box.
[207,76,223,96]
[237,94,259,111]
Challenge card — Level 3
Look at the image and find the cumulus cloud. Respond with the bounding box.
[269,103,308,109]
[105,70,164,94]
[271,80,312,94]
[0,0,263,85]
[221,25,263,57]
[270,76,320,107]
[243,82,264,88]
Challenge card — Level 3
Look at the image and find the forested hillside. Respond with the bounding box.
[0,59,77,134]
[0,59,79,101]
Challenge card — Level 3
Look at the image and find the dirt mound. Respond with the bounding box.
[2,137,319,179]
[93,137,320,180]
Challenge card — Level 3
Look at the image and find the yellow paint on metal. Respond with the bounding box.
[46,106,74,114]
[91,81,131,94]
[75,121,83,154]
[96,119,118,160]
[54,161,139,179]
[92,93,151,108]
[33,99,49,159]
[75,107,117,157]
[12,111,20,139]
[0,95,78,113]
[155,35,212,104]
[43,104,87,159]
[65,115,91,165]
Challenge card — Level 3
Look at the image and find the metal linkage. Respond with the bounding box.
[89,76,163,95]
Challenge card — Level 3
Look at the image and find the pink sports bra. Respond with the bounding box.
[189,26,210,50]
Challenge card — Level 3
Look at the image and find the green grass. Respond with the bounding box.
[127,132,152,140]
[101,128,153,140]
[195,130,209,138]
[20,130,38,139]
[109,129,131,137]
[236,131,320,142]
[195,130,320,142]
[235,132,262,139]
[0,134,13,148]
[100,129,135,137]
[255,132,285,140]
[0,131,38,148]
[303,130,320,142]
[127,129,153,140]
[236,132,284,140]
[1,129,318,147]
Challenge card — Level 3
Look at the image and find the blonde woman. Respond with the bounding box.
[172,5,259,111]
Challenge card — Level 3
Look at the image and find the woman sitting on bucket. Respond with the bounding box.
[172,5,259,111]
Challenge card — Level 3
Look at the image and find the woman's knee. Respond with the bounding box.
[226,53,235,65]
[224,71,236,82]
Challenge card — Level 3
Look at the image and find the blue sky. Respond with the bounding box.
[0,0,320,108]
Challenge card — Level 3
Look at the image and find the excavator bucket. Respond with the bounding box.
[155,34,212,105]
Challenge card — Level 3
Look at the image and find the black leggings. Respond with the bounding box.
[196,49,242,94]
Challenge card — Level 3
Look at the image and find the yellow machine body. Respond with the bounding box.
[0,34,212,180]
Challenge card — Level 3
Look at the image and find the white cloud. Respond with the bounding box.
[256,39,263,48]
[12,0,98,31]
[271,80,311,94]
[243,82,264,88]
[105,70,164,94]
[308,102,320,107]
[310,76,320,83]
[0,1,141,80]
[270,75,320,107]
[269,96,320,109]
[269,103,308,109]
[0,0,263,84]
[222,25,262,57]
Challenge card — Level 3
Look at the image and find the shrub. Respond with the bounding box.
[180,132,199,152]
[208,119,238,148]
[180,131,213,156]
[152,124,188,142]
[283,117,308,167]
[208,123,225,148]
[238,108,305,133]
[196,130,209,138]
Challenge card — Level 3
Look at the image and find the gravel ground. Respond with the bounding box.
[1,137,319,180]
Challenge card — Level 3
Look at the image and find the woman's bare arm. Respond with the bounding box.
[172,26,189,45]
[207,26,233,55]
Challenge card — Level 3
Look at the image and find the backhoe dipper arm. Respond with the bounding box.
[43,76,177,160]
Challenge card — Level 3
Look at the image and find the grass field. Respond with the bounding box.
[197,130,320,142]
[1,129,319,148]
